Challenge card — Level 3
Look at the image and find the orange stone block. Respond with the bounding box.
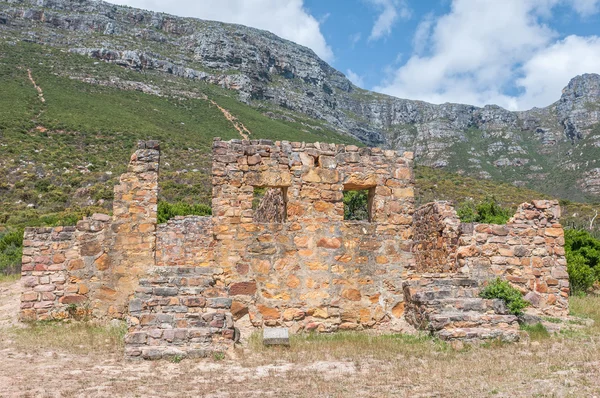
[308,261,328,271]
[94,253,110,271]
[257,304,280,320]
[286,275,301,289]
[342,288,362,301]
[392,302,405,317]
[316,237,342,249]
[545,228,563,237]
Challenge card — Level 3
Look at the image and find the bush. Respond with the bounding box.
[0,228,24,275]
[565,229,600,294]
[157,201,212,224]
[343,190,369,221]
[480,278,529,315]
[457,196,512,224]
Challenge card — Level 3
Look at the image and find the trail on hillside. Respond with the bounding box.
[68,74,252,140]
[27,68,45,103]
[205,96,252,140]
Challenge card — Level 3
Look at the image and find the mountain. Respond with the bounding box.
[0,0,599,209]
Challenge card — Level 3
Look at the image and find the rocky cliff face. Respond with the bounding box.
[1,0,599,200]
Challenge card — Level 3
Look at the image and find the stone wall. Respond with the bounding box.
[20,226,76,321]
[456,200,569,317]
[19,141,161,321]
[19,139,572,354]
[156,216,214,267]
[108,140,160,317]
[20,213,113,321]
[209,138,415,333]
[411,199,569,317]
[412,201,461,273]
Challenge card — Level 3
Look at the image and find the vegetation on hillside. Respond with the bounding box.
[565,229,600,293]
[157,201,212,224]
[456,196,512,224]
[0,41,358,229]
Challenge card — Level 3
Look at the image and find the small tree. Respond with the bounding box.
[457,196,512,224]
[565,228,600,294]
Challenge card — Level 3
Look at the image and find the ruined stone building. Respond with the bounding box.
[20,140,570,359]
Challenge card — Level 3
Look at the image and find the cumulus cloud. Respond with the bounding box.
[570,0,600,15]
[107,0,334,61]
[346,69,365,87]
[375,0,600,110]
[412,13,434,55]
[367,0,411,41]
[517,35,600,109]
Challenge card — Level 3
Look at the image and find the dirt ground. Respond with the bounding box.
[1,279,600,398]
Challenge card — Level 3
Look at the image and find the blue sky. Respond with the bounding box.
[109,0,600,110]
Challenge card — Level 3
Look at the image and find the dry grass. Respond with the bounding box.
[0,274,20,283]
[7,321,127,355]
[0,295,599,397]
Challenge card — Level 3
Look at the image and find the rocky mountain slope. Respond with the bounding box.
[0,0,599,202]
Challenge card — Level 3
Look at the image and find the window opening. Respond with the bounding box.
[343,187,374,221]
[253,187,287,223]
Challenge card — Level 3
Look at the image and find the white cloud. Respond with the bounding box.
[412,13,434,55]
[375,0,600,110]
[517,35,600,109]
[367,0,411,41]
[569,0,600,15]
[346,69,365,87]
[107,0,334,61]
[350,32,362,48]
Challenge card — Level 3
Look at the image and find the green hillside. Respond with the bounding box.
[0,42,358,228]
[0,41,598,236]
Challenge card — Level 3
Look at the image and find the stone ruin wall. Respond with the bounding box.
[207,138,416,333]
[19,139,571,358]
[20,141,160,321]
[412,200,569,317]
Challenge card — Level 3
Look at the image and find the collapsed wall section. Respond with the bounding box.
[411,200,569,317]
[457,200,569,317]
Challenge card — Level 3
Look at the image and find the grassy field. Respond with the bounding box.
[1,279,599,397]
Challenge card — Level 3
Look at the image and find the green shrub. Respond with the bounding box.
[157,201,212,224]
[565,229,600,294]
[480,278,529,315]
[456,200,477,223]
[457,197,512,224]
[343,190,369,221]
[0,228,24,275]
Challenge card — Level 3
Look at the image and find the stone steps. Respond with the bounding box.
[124,267,236,360]
[414,297,508,314]
[436,327,521,342]
[403,277,521,343]
[428,311,518,331]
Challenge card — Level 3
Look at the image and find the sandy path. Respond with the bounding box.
[0,280,21,328]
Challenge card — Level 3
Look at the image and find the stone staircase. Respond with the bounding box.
[403,276,521,342]
[124,267,236,360]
